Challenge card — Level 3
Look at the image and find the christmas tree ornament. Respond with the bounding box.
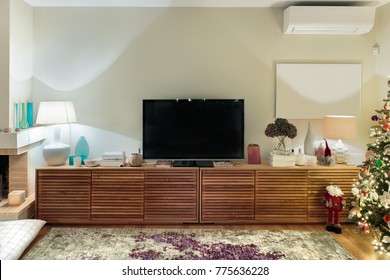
[375,159,385,168]
[384,144,390,155]
[360,166,370,176]
[352,187,360,196]
[365,150,375,161]
[359,221,370,233]
[379,191,390,208]
[383,119,390,130]
[348,206,361,218]
[371,115,379,121]
[369,191,379,201]
[369,128,377,137]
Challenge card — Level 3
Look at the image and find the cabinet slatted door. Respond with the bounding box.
[255,169,308,223]
[308,169,359,223]
[201,170,255,223]
[144,169,198,223]
[91,170,144,223]
[36,170,91,223]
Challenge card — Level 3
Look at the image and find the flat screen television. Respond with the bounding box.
[143,99,244,166]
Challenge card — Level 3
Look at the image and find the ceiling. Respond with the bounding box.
[23,0,390,8]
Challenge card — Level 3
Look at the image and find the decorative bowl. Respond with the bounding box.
[84,158,101,167]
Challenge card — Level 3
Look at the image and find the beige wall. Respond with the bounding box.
[0,0,10,129]
[32,7,379,159]
[10,0,34,115]
[0,0,33,129]
[376,3,390,106]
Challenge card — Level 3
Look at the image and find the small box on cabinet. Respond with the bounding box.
[8,190,26,206]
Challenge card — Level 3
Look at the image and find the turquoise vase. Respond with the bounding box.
[27,102,33,127]
[75,136,89,164]
[14,103,19,129]
[19,103,29,129]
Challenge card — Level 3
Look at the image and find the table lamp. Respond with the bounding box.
[323,115,357,163]
[36,101,77,166]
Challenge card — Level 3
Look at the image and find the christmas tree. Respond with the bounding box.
[349,79,390,255]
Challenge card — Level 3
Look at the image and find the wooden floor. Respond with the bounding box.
[24,223,390,260]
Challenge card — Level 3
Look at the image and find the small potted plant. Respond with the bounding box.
[265,118,297,154]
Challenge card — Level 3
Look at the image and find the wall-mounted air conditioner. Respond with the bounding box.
[283,6,376,35]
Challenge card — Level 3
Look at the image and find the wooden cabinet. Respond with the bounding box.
[254,166,359,224]
[201,170,255,223]
[307,169,358,223]
[255,169,308,223]
[36,169,91,223]
[144,169,198,223]
[35,164,359,225]
[91,170,144,223]
[36,167,198,224]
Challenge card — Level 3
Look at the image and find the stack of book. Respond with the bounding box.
[156,160,173,168]
[100,151,127,167]
[269,152,295,167]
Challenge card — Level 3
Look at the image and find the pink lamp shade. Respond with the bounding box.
[323,115,357,140]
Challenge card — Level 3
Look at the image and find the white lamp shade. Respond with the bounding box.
[323,115,357,140]
[36,101,77,125]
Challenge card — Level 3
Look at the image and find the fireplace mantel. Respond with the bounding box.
[0,127,45,155]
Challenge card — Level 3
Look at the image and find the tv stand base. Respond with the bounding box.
[173,160,214,167]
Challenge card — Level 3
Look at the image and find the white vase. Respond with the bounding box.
[304,122,315,156]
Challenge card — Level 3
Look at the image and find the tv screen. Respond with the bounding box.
[143,99,244,161]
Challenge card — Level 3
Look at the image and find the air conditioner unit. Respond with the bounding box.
[283,6,375,35]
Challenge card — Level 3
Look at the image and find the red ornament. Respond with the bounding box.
[384,215,390,223]
[359,221,370,233]
[383,119,390,130]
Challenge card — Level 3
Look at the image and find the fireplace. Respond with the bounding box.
[0,174,2,200]
[0,156,9,200]
[0,127,45,201]
[0,153,30,201]
[0,128,45,219]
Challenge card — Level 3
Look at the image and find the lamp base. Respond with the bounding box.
[332,139,348,164]
[42,142,70,166]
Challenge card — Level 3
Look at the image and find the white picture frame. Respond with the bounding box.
[276,63,361,119]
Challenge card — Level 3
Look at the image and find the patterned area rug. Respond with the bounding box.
[22,228,353,260]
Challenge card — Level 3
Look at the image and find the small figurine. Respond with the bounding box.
[320,138,336,166]
[321,185,346,234]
